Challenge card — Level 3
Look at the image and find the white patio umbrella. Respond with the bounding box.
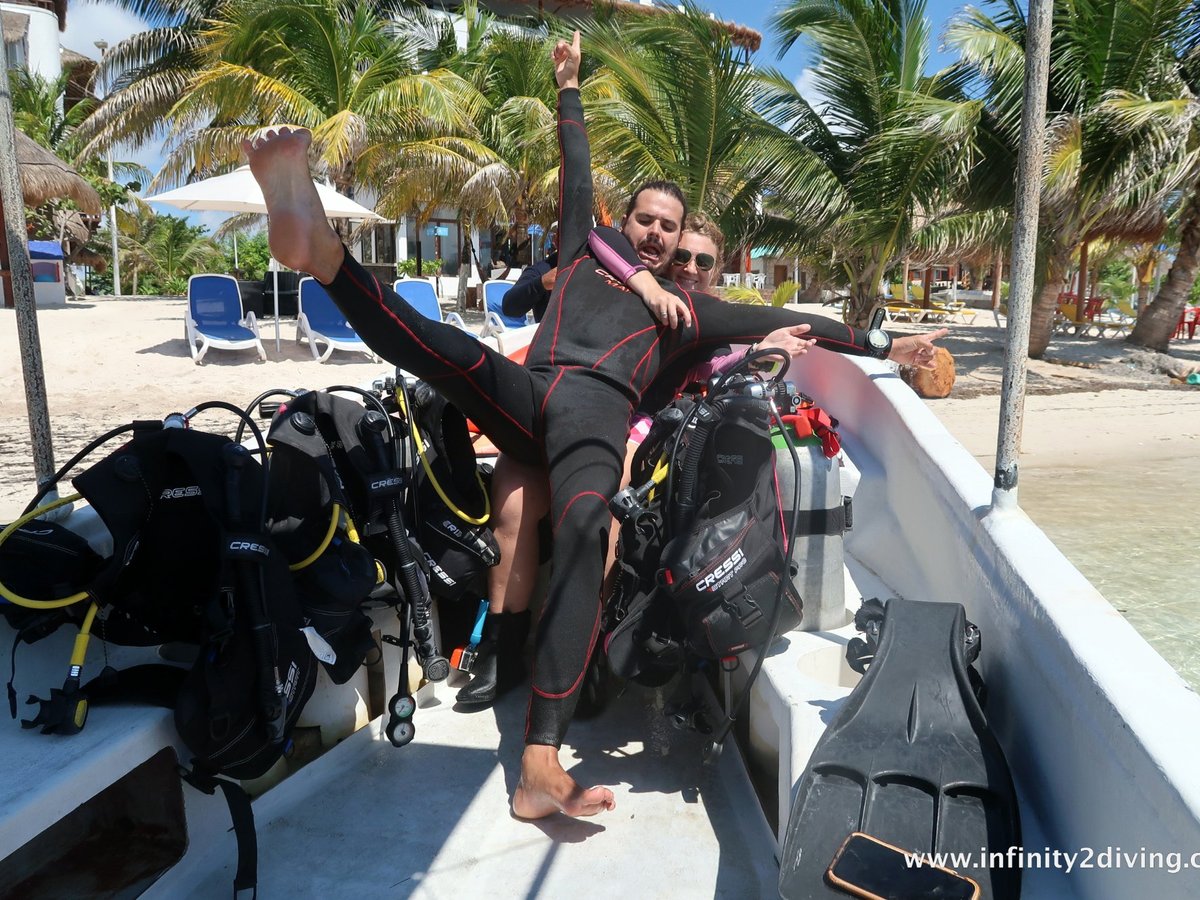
[146,166,382,351]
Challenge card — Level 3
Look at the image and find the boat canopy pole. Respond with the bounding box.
[0,62,56,488]
[993,0,1053,511]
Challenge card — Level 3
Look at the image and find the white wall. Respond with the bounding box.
[1,3,60,81]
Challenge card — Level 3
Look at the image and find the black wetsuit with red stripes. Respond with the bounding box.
[323,87,876,748]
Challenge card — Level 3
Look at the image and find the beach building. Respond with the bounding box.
[1,0,65,80]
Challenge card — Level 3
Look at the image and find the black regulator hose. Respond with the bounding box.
[358,411,449,683]
[670,402,719,536]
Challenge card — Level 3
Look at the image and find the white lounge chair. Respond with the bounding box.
[296,277,379,363]
[185,274,266,364]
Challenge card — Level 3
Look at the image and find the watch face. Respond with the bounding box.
[867,329,890,351]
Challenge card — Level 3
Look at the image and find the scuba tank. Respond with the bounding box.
[773,406,849,632]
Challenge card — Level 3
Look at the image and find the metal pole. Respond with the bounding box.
[95,40,120,297]
[108,152,121,296]
[993,0,1054,510]
[0,62,56,487]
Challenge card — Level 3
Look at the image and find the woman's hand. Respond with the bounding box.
[889,328,948,369]
[553,31,581,90]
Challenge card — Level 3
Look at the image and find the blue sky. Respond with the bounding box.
[705,0,971,72]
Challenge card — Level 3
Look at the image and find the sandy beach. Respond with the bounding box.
[3,296,1200,518]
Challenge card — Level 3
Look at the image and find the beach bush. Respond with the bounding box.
[396,258,444,278]
[221,233,271,281]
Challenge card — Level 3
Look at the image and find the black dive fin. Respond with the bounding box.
[778,599,1021,899]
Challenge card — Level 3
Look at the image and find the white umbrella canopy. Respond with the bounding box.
[147,167,383,351]
[146,165,382,219]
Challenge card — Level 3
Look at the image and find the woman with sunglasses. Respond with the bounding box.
[669,216,720,292]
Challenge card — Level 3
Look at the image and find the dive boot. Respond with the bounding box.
[456,611,531,706]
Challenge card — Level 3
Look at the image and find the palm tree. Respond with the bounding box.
[948,0,1197,357]
[10,68,94,151]
[751,0,983,326]
[9,68,147,196]
[74,0,223,159]
[150,0,480,192]
[577,4,773,251]
[10,67,151,284]
[79,0,477,198]
[368,6,561,233]
[107,206,224,294]
[363,3,569,304]
[1128,35,1200,350]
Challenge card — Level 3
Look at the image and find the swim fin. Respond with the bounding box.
[778,598,1021,899]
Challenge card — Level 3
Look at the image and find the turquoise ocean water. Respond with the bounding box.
[1018,456,1200,691]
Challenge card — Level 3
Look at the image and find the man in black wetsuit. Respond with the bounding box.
[502,225,558,323]
[243,31,943,821]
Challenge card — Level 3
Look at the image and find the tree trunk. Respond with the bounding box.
[1028,242,1071,358]
[1136,273,1152,310]
[991,250,1003,311]
[1075,240,1088,323]
[1127,188,1200,352]
[456,212,470,315]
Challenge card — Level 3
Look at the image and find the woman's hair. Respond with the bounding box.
[683,212,725,261]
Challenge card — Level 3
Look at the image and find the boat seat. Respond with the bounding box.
[0,617,184,862]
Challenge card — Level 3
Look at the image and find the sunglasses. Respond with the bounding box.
[672,248,716,271]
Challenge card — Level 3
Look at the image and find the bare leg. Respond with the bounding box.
[513,745,616,819]
[242,126,344,284]
[487,455,550,615]
[600,439,639,597]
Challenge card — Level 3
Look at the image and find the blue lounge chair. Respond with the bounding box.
[296,277,379,363]
[185,274,266,364]
[392,278,468,329]
[479,279,530,339]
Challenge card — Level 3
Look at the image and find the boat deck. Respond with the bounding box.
[146,676,779,898]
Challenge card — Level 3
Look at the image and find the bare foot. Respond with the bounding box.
[512,745,615,819]
[242,126,343,283]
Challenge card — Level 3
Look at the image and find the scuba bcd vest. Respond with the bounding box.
[264,389,388,685]
[403,378,499,602]
[605,354,843,687]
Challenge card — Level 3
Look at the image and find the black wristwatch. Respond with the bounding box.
[865,328,893,359]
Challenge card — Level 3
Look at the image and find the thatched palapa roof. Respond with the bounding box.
[2,10,29,44]
[15,129,103,214]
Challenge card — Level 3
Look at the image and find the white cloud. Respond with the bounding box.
[793,67,829,113]
[61,1,150,62]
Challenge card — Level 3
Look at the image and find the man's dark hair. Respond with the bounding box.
[623,180,689,228]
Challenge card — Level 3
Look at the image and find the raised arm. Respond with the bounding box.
[553,32,593,264]
[681,291,944,367]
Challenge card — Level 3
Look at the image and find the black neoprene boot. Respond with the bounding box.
[456,610,531,705]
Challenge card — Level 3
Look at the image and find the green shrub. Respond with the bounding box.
[396,258,444,278]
